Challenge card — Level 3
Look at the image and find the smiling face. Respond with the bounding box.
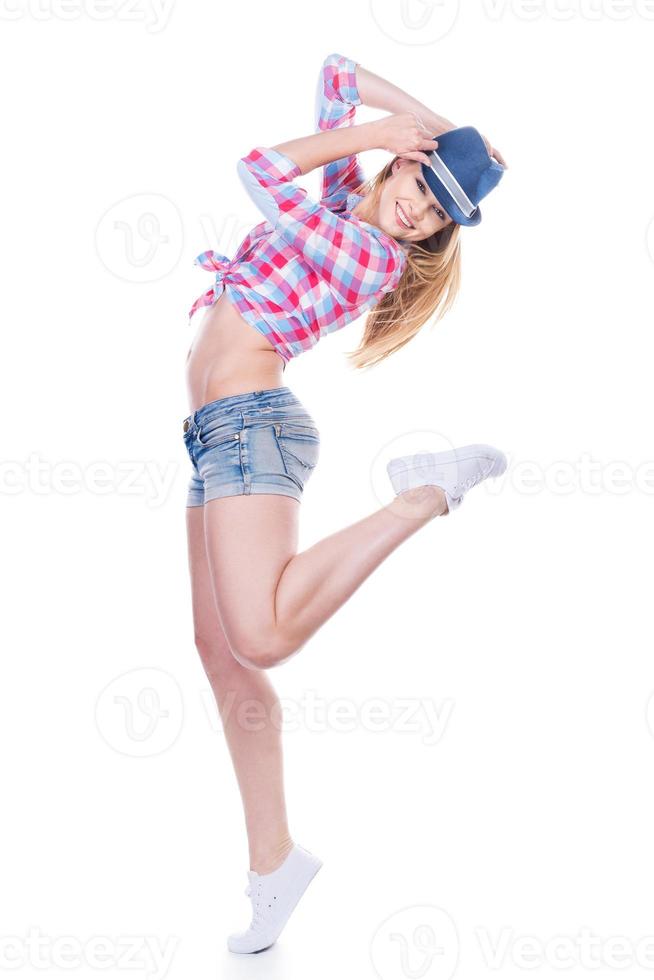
[366,157,454,244]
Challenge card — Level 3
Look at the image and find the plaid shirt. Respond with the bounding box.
[188,52,409,365]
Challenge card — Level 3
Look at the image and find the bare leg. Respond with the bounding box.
[186,504,294,874]
[203,484,447,669]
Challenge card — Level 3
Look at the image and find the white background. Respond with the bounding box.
[2,1,654,978]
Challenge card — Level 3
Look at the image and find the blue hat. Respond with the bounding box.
[420,126,505,227]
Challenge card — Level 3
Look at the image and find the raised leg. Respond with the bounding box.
[203,485,447,670]
[186,504,294,874]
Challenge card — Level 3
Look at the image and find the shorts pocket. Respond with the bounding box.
[196,415,241,448]
[273,421,320,488]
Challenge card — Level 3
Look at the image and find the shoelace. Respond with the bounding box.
[243,879,278,930]
[243,881,268,930]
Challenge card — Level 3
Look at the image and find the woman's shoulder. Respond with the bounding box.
[353,213,410,267]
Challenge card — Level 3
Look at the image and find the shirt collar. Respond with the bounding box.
[345,190,364,212]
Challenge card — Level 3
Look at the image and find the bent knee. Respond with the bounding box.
[230,635,298,671]
[231,647,280,671]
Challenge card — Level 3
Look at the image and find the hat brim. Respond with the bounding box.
[420,161,482,226]
[451,204,482,227]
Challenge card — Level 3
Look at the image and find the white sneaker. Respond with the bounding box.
[386,443,507,512]
[227,843,323,954]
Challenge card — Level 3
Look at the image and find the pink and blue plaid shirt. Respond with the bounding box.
[188,52,409,366]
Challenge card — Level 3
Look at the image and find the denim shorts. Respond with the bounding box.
[182,386,321,507]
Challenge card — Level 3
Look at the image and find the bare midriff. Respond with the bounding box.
[185,292,287,413]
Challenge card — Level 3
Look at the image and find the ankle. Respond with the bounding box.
[392,485,448,520]
[249,834,295,875]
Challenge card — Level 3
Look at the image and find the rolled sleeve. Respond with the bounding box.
[314,52,362,133]
[236,146,303,227]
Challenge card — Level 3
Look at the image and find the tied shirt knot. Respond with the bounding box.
[188,250,234,321]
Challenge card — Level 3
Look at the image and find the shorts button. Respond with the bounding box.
[183,420,190,432]
[233,433,239,439]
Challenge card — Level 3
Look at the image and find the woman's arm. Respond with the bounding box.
[355,61,458,137]
[272,111,440,176]
[272,57,455,174]
[272,120,381,178]
[355,59,508,167]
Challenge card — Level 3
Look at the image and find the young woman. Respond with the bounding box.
[183,52,508,954]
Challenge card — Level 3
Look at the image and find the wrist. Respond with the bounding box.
[368,117,390,151]
[422,109,457,137]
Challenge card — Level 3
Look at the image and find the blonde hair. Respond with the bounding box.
[344,158,463,371]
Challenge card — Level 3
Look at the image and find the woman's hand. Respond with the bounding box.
[375,112,439,166]
[480,132,508,169]
[374,110,509,170]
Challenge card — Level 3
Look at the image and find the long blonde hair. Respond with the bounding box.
[345,157,463,371]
